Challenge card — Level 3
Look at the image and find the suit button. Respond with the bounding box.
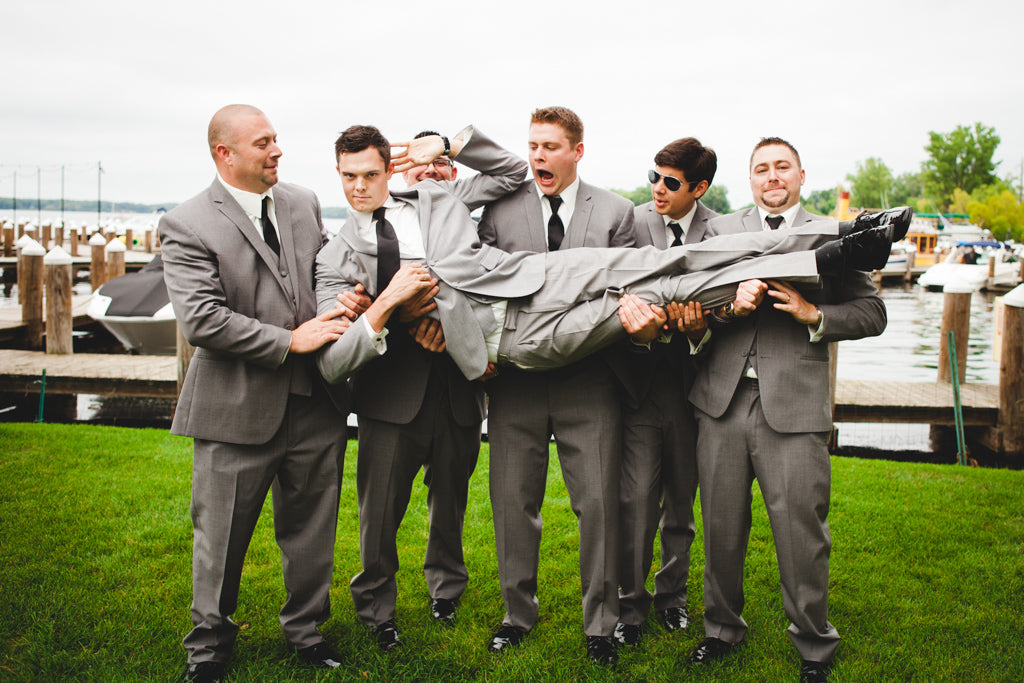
[280,269,288,277]
[284,322,294,330]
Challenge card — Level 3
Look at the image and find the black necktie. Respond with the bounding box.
[546,195,565,251]
[668,222,683,246]
[373,206,400,295]
[766,215,784,230]
[261,196,281,256]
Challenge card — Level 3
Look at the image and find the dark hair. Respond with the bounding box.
[530,106,584,146]
[654,137,717,188]
[750,137,801,169]
[413,130,439,139]
[334,125,390,167]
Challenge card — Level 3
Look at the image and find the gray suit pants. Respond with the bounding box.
[184,389,345,664]
[350,367,481,627]
[619,371,698,623]
[499,225,834,370]
[695,379,840,662]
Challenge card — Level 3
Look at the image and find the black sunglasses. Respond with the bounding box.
[648,169,694,193]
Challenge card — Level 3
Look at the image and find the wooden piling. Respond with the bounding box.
[143,228,153,254]
[15,234,37,305]
[41,224,52,248]
[54,225,64,248]
[89,232,108,291]
[68,228,79,256]
[980,286,1024,456]
[44,246,74,354]
[3,225,14,257]
[20,241,46,351]
[937,285,972,384]
[106,238,126,279]
[124,228,133,251]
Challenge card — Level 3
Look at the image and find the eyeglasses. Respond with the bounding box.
[648,169,693,193]
[430,158,452,168]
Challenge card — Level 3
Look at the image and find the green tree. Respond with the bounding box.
[889,172,924,208]
[846,158,894,208]
[921,122,1001,208]
[701,185,731,214]
[612,185,652,206]
[802,188,837,217]
[950,182,1024,242]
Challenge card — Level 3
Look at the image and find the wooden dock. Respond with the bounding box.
[0,350,177,398]
[0,349,999,423]
[0,295,96,343]
[0,251,155,271]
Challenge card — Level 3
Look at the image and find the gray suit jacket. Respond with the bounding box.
[689,206,886,433]
[160,179,348,444]
[618,200,718,409]
[315,128,542,422]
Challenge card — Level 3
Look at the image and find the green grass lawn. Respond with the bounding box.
[1,423,1023,682]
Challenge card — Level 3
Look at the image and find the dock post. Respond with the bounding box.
[41,224,52,248]
[124,228,134,252]
[144,228,153,254]
[89,231,108,291]
[106,238,126,279]
[54,224,64,248]
[44,246,74,354]
[20,240,46,351]
[937,285,972,384]
[68,228,79,256]
[990,286,1024,456]
[15,234,36,304]
[3,224,14,257]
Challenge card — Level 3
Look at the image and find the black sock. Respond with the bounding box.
[814,241,842,276]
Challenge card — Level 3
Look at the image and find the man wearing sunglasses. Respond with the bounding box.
[613,138,719,648]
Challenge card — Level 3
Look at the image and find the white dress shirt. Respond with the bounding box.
[216,174,280,245]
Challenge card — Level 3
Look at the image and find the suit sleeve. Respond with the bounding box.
[313,238,386,383]
[158,212,291,369]
[818,271,887,342]
[609,198,637,248]
[433,126,529,211]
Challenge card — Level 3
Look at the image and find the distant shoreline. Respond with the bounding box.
[0,199,348,219]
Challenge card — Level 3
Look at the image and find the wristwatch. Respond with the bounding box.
[441,135,451,157]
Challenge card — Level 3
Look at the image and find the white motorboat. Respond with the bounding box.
[877,240,917,280]
[87,255,177,355]
[917,241,1021,292]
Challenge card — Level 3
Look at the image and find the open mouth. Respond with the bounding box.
[537,170,554,183]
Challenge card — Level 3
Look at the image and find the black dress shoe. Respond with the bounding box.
[372,620,402,651]
[815,224,892,275]
[851,206,914,241]
[182,661,224,683]
[800,659,832,683]
[612,621,642,646]
[660,606,691,632]
[689,636,736,664]
[487,624,528,652]
[430,597,457,626]
[586,635,618,666]
[297,641,343,669]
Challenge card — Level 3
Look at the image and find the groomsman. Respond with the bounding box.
[614,138,719,646]
[476,106,634,666]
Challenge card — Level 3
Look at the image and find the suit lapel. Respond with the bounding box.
[646,206,669,249]
[564,182,593,249]
[274,191,297,302]
[741,206,762,233]
[210,182,294,302]
[685,201,711,245]
[523,186,548,252]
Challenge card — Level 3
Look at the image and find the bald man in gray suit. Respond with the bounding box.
[160,105,352,683]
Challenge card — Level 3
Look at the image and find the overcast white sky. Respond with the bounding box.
[2,0,1022,212]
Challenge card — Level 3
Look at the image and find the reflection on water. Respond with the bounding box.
[835,284,1000,454]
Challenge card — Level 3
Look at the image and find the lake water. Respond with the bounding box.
[1,210,1010,455]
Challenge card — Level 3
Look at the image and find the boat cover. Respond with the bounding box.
[101,255,171,316]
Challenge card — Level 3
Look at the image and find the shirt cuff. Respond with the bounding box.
[808,309,825,342]
[361,315,389,355]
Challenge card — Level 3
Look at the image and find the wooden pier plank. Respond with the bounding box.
[0,349,177,398]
